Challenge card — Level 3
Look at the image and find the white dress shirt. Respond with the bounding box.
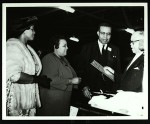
[98,40,107,54]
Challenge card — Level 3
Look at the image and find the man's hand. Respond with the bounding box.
[82,86,92,99]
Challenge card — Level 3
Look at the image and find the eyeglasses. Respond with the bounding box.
[130,40,140,45]
[99,32,111,36]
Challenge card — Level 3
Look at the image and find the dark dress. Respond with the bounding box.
[36,53,77,116]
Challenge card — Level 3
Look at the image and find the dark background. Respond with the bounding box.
[2,0,149,122]
[6,6,144,73]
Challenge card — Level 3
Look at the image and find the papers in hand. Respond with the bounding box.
[91,60,114,81]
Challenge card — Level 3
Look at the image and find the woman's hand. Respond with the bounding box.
[71,77,82,84]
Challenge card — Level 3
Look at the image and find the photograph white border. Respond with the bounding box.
[2,2,148,120]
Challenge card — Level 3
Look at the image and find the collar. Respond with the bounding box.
[134,51,144,58]
[98,40,107,49]
[126,51,143,70]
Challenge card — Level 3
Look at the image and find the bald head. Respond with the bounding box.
[131,31,144,51]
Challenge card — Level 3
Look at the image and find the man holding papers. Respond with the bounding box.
[79,22,121,99]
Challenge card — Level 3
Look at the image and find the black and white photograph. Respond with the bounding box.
[2,2,148,120]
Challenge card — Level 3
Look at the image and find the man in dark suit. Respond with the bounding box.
[79,23,121,99]
[104,30,144,92]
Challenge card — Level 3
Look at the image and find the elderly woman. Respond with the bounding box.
[6,16,51,116]
[36,35,81,116]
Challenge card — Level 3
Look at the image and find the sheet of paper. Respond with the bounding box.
[88,91,144,116]
[69,106,79,116]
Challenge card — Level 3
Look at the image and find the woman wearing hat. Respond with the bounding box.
[6,16,51,116]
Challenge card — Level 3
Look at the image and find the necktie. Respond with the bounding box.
[102,45,105,55]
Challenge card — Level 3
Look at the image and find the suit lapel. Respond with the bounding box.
[126,54,144,71]
[106,45,113,65]
[128,54,144,70]
[94,42,102,62]
[122,54,144,79]
[92,43,114,66]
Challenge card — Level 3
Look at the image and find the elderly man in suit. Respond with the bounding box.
[79,23,121,99]
[105,30,144,92]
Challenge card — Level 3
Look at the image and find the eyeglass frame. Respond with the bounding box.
[130,40,140,45]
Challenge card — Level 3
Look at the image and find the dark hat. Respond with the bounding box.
[11,16,38,36]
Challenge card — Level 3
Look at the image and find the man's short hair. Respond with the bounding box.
[98,22,112,31]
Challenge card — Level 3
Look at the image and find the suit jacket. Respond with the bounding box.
[79,41,121,92]
[41,53,77,91]
[119,54,144,92]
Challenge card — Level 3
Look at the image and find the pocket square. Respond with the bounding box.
[134,67,140,70]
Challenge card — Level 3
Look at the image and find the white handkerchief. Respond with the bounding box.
[134,67,140,70]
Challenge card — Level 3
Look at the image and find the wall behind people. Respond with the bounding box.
[7,20,134,74]
[65,29,134,74]
[28,26,134,74]
[7,17,134,73]
[7,17,134,74]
